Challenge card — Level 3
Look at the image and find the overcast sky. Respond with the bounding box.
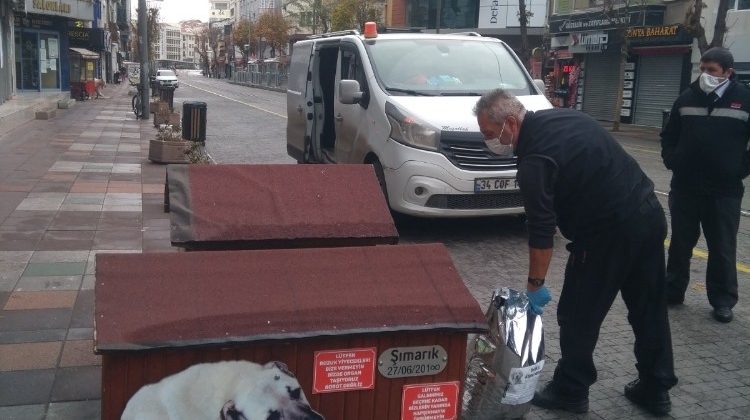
[132,0,209,24]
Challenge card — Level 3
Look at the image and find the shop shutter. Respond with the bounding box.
[633,54,684,127]
[582,50,620,121]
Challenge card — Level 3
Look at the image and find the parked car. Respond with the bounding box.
[286,25,552,218]
[154,69,179,89]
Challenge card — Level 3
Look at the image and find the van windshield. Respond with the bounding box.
[366,39,534,96]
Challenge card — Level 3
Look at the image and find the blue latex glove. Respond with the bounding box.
[526,287,551,315]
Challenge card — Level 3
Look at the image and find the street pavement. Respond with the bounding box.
[0,77,747,419]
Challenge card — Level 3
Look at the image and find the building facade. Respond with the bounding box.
[181,30,197,63]
[13,0,97,94]
[156,23,181,61]
[0,0,16,104]
[388,0,547,68]
[547,0,749,127]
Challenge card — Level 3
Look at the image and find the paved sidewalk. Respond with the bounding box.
[0,83,174,419]
[0,84,748,419]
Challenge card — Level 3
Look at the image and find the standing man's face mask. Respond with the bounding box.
[484,120,515,157]
[699,72,728,94]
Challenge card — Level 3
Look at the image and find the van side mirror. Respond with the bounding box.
[339,79,363,104]
[533,79,546,95]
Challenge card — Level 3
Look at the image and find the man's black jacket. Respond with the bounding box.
[661,80,750,196]
[516,109,655,249]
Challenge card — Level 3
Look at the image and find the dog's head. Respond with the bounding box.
[220,361,324,420]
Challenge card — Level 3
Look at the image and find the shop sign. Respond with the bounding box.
[378,345,448,379]
[569,31,609,54]
[312,348,376,394]
[14,13,56,29]
[627,25,678,38]
[627,24,693,46]
[25,0,94,21]
[68,27,105,50]
[401,381,460,420]
[620,56,637,123]
[549,6,665,34]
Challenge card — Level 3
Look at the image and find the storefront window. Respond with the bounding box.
[407,0,478,30]
[14,30,60,91]
[736,0,750,9]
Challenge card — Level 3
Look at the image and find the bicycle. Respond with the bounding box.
[131,83,144,119]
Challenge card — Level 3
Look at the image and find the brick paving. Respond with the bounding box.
[0,84,175,419]
[0,82,748,419]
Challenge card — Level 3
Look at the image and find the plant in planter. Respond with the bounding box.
[148,123,191,164]
[185,141,211,164]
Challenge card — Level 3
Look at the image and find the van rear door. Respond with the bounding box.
[286,41,315,163]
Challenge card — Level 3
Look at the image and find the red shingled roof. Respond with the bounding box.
[94,244,487,352]
[168,164,399,249]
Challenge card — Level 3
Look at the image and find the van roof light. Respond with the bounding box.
[364,22,377,39]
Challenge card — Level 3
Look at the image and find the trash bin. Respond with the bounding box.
[662,109,671,131]
[182,101,207,143]
[159,85,176,111]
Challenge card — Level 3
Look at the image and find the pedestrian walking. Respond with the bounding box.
[661,47,750,323]
[474,89,678,416]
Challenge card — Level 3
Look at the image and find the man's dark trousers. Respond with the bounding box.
[552,197,678,397]
[666,189,741,308]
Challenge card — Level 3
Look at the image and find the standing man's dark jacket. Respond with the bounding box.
[515,109,655,248]
[661,80,750,196]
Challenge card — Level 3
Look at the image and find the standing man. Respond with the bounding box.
[474,90,678,416]
[661,47,750,323]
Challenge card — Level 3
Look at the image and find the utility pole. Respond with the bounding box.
[139,0,150,116]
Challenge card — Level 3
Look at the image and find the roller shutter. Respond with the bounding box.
[633,55,684,127]
[583,50,620,121]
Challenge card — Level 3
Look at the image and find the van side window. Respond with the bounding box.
[341,49,369,108]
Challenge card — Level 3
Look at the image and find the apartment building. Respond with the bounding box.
[157,23,182,61]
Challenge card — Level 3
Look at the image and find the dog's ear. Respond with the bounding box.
[267,361,296,378]
[220,400,247,420]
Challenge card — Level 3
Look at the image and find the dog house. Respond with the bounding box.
[94,243,487,419]
[166,164,399,250]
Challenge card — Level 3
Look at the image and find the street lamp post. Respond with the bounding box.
[138,0,150,116]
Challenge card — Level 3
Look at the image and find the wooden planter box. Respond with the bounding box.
[148,139,190,164]
[153,111,180,127]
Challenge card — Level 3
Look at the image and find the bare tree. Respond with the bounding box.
[130,6,160,63]
[517,0,533,70]
[685,0,731,54]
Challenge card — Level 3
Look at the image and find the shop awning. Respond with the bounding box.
[69,47,99,59]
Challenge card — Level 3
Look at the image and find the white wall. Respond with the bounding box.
[478,0,548,29]
[690,0,750,77]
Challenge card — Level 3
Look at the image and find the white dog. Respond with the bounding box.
[122,360,324,420]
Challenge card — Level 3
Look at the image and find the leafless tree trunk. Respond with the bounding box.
[686,0,731,54]
[518,0,530,69]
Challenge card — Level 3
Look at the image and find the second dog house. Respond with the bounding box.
[95,243,487,419]
[166,164,399,250]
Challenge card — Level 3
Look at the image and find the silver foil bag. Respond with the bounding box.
[462,287,545,419]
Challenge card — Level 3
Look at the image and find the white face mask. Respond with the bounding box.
[484,121,514,157]
[699,72,728,94]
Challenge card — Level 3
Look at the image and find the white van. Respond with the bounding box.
[286,27,552,217]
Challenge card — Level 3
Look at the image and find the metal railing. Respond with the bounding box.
[231,62,288,90]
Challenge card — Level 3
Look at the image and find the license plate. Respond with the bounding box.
[474,177,519,193]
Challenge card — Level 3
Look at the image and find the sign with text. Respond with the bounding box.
[25,0,94,21]
[401,381,460,420]
[312,348,376,394]
[378,345,448,379]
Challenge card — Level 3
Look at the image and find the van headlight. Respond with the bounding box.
[385,102,440,151]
